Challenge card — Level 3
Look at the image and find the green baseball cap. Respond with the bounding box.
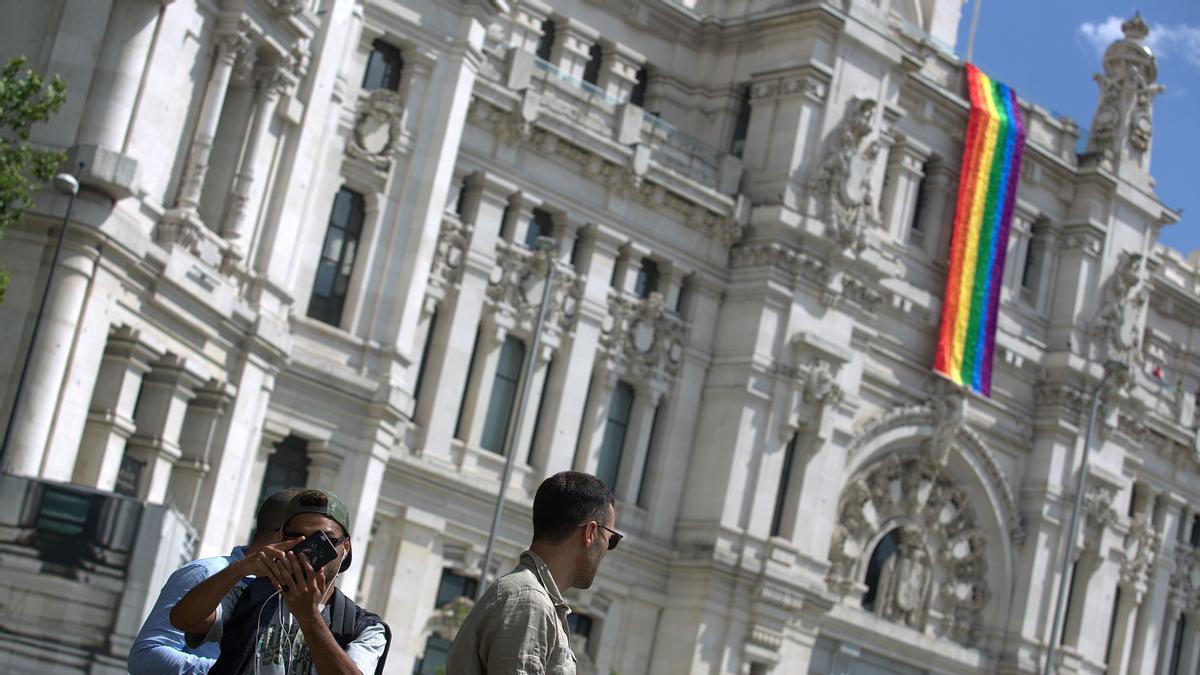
[283,489,351,537]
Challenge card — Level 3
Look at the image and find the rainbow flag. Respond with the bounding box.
[933,63,1026,396]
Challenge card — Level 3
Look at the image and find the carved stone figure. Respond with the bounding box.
[927,383,966,465]
[876,525,931,630]
[1093,252,1149,364]
[1085,14,1164,161]
[810,97,881,253]
[599,291,688,384]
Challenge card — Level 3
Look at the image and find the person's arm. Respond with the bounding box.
[268,552,363,675]
[127,563,218,675]
[479,589,558,674]
[170,542,294,636]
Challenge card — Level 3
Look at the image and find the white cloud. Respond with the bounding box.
[1078,16,1200,69]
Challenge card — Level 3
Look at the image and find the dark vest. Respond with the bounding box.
[207,578,391,675]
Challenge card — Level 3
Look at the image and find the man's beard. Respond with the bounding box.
[576,540,605,589]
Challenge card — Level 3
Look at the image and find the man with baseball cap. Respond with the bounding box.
[172,489,390,674]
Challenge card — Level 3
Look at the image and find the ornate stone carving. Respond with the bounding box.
[875,523,932,631]
[827,454,990,646]
[348,89,407,169]
[1119,512,1160,593]
[1082,486,1119,531]
[1170,546,1200,612]
[1093,251,1149,367]
[926,383,966,465]
[598,291,689,384]
[1085,14,1164,160]
[486,241,582,335]
[430,217,473,288]
[810,97,881,254]
[425,596,473,642]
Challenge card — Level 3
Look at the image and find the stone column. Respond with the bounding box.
[461,320,509,451]
[123,355,203,503]
[414,172,510,460]
[167,382,233,523]
[328,428,393,596]
[528,229,617,474]
[614,384,664,504]
[3,244,99,477]
[74,328,157,490]
[73,0,160,199]
[598,43,644,102]
[1128,496,1183,674]
[502,192,542,246]
[221,65,290,243]
[174,26,252,213]
[1106,585,1140,675]
[880,136,930,242]
[508,0,552,55]
[385,507,448,673]
[550,19,598,80]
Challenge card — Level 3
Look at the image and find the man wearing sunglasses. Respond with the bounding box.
[448,471,621,674]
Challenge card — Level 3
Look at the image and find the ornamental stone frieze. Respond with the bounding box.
[826,454,990,646]
[808,97,882,255]
[485,241,583,336]
[1171,546,1200,612]
[347,89,408,169]
[597,291,688,385]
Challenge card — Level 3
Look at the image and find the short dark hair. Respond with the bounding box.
[254,487,303,539]
[532,472,615,544]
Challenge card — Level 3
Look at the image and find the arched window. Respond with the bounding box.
[861,528,901,612]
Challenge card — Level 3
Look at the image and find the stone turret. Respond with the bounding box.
[1084,13,1164,186]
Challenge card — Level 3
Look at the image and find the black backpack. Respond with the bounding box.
[207,578,391,675]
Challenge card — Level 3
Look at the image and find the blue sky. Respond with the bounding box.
[955,0,1200,254]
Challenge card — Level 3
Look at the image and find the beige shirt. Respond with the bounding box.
[446,551,576,675]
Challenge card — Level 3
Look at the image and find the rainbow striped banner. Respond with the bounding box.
[933,63,1026,396]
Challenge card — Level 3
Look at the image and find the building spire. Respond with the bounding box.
[1084,12,1163,185]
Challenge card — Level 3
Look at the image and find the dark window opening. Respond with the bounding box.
[862,529,901,612]
[582,43,602,86]
[730,87,752,158]
[568,613,593,640]
[258,435,310,508]
[910,162,930,234]
[636,403,663,508]
[769,437,797,537]
[1168,613,1186,675]
[630,66,649,106]
[634,259,660,298]
[362,40,403,91]
[596,382,634,489]
[1021,238,1039,290]
[413,307,439,409]
[535,20,555,62]
[1191,514,1200,547]
[308,188,367,327]
[525,208,556,249]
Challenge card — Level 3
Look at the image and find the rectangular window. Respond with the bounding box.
[596,382,635,489]
[1168,613,1186,675]
[635,403,663,508]
[455,329,482,441]
[634,259,660,298]
[259,435,310,506]
[630,66,648,107]
[909,161,929,234]
[1191,514,1200,546]
[525,208,555,249]
[362,39,403,91]
[413,307,438,410]
[535,20,555,62]
[730,86,752,158]
[308,188,366,327]
[480,336,526,453]
[582,43,603,86]
[769,437,797,537]
[1020,237,1038,290]
[568,613,593,639]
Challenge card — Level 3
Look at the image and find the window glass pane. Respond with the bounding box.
[434,569,479,607]
[525,208,555,249]
[769,437,796,536]
[322,228,345,261]
[630,67,648,106]
[596,382,634,487]
[363,40,403,91]
[413,636,451,675]
[635,259,659,298]
[309,188,365,327]
[862,529,900,612]
[481,337,526,453]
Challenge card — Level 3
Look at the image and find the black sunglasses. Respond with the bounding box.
[283,530,349,546]
[579,522,623,551]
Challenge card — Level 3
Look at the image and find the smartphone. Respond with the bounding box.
[291,531,338,570]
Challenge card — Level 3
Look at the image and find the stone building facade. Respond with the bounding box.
[1,1,1198,673]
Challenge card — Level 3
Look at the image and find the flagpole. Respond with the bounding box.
[966,0,984,62]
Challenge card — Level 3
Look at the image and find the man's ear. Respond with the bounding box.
[339,539,353,573]
[581,521,597,549]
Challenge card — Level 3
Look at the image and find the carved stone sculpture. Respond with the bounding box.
[1093,252,1149,365]
[1085,14,1164,161]
[876,524,932,630]
[810,97,881,254]
[598,291,688,384]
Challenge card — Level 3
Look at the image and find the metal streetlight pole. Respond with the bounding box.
[0,171,81,472]
[1042,359,1130,675]
[476,236,559,599]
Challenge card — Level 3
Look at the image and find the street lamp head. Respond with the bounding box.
[52,173,79,196]
[1103,359,1130,376]
[533,236,559,253]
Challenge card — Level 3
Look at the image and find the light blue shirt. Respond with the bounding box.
[127,546,248,674]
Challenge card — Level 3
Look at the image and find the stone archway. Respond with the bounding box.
[827,453,990,646]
